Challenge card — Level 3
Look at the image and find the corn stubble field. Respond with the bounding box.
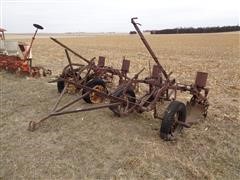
[0,32,239,179]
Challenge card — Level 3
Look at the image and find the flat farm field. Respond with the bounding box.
[0,32,239,179]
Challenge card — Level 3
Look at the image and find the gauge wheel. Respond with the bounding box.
[57,80,65,93]
[109,89,136,116]
[82,78,107,103]
[160,101,187,141]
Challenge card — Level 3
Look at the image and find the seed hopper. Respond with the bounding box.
[49,37,132,99]
[29,18,209,141]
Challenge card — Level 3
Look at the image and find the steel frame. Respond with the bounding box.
[29,18,209,141]
[49,37,132,93]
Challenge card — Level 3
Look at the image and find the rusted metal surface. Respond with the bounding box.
[0,24,51,77]
[131,17,169,81]
[50,37,90,64]
[151,65,161,79]
[30,18,210,141]
[50,37,132,95]
[98,56,105,67]
[121,59,130,73]
[195,71,208,88]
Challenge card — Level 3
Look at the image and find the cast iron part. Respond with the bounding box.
[49,37,132,95]
[29,18,209,141]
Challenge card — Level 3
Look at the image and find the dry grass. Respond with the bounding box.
[0,32,239,179]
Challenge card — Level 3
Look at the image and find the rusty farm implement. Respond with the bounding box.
[29,18,209,141]
[48,37,132,102]
[0,24,51,77]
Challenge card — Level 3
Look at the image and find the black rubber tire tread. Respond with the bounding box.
[82,78,106,103]
[62,63,84,75]
[109,89,136,116]
[160,101,187,141]
[57,80,65,93]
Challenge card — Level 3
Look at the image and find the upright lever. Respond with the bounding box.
[131,17,169,81]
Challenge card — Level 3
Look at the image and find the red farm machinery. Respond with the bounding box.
[0,24,51,77]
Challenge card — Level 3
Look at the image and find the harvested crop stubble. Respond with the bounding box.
[0,32,239,179]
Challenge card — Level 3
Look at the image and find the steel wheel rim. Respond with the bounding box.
[67,83,77,94]
[119,94,129,112]
[90,85,105,103]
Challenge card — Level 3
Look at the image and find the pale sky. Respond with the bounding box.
[0,0,239,33]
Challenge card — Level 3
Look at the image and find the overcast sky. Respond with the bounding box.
[0,0,239,33]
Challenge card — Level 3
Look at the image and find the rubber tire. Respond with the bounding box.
[82,78,107,103]
[109,89,136,116]
[160,101,187,141]
[57,80,65,93]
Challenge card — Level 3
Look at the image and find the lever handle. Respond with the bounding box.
[131,17,141,26]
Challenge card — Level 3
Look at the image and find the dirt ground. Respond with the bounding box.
[0,32,239,179]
